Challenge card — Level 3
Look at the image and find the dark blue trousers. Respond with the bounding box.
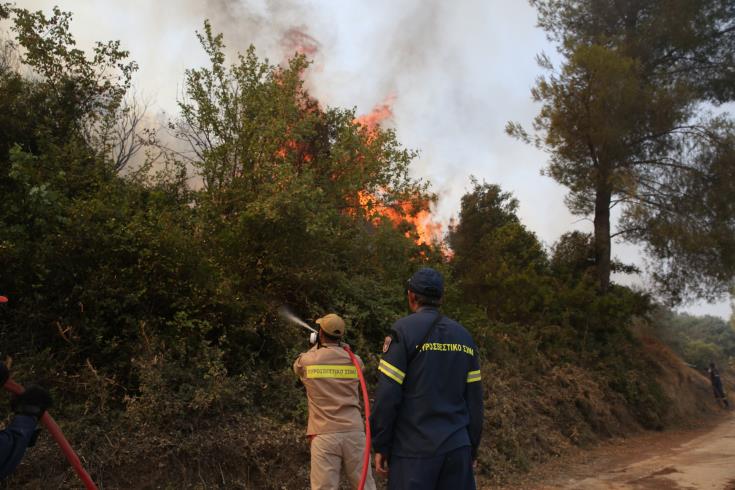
[388,445,476,490]
[0,415,36,479]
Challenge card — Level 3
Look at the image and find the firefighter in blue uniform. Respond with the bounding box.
[0,361,52,479]
[370,267,483,489]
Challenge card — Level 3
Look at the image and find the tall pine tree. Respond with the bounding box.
[509,0,735,302]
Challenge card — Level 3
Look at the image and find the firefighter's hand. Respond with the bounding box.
[0,362,8,387]
[374,452,389,477]
[11,385,52,420]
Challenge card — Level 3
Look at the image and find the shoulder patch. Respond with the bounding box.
[382,336,392,353]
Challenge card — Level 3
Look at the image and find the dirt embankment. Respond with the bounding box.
[635,331,723,426]
[474,326,726,487]
[497,330,734,490]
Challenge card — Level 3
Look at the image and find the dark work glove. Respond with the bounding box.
[11,385,52,419]
[0,362,8,387]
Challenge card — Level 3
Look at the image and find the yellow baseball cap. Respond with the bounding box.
[316,313,346,337]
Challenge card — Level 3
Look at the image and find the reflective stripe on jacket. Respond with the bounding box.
[370,307,484,458]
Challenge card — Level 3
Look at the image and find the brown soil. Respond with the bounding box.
[497,411,735,490]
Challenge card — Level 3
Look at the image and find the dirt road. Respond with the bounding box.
[502,413,735,490]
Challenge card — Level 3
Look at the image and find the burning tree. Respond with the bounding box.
[173,21,429,215]
[167,21,442,352]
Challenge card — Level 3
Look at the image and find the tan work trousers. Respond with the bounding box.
[310,430,376,490]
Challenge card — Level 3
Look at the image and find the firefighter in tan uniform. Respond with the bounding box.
[293,313,376,490]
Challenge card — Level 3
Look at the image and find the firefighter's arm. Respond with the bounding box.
[465,350,484,460]
[369,329,407,457]
[292,354,304,377]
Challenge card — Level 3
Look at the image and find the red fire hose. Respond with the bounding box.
[3,379,98,490]
[343,345,371,490]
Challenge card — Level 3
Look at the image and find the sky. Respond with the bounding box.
[18,0,733,320]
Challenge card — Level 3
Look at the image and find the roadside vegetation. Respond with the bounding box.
[650,308,735,370]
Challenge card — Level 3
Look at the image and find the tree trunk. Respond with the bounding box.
[594,184,612,293]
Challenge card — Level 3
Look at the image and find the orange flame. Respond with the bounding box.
[270,87,444,250]
[352,98,443,248]
[354,96,395,131]
[358,191,442,246]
